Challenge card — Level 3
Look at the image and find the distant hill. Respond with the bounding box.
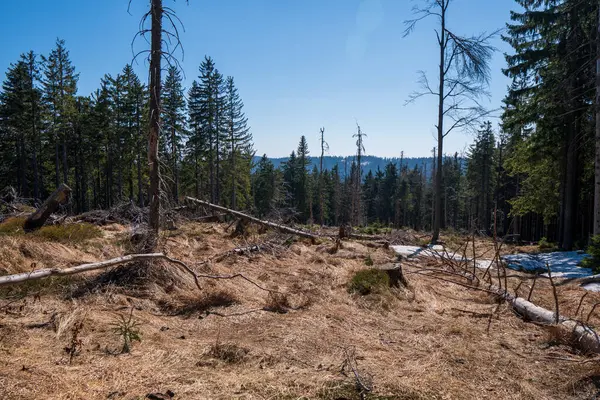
[253,155,436,179]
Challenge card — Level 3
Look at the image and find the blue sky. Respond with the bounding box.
[0,0,516,158]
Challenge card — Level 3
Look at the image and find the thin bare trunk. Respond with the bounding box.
[148,0,162,234]
[432,4,446,244]
[594,2,600,236]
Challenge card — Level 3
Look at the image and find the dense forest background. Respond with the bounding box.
[0,0,598,250]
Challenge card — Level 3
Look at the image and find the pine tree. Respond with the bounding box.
[0,53,44,199]
[503,0,596,247]
[296,136,311,221]
[161,65,186,203]
[253,154,277,217]
[41,38,79,189]
[466,122,496,232]
[223,76,252,210]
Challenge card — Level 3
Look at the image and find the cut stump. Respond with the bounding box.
[378,263,408,288]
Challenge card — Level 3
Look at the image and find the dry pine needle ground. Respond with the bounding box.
[0,222,599,399]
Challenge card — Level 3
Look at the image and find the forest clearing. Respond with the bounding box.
[3,0,600,398]
[1,201,600,399]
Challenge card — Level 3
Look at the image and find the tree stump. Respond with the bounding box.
[339,225,352,239]
[378,263,408,288]
[23,183,71,232]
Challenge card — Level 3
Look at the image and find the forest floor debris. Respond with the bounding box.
[1,222,600,399]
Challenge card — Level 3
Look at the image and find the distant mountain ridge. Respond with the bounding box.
[253,155,436,178]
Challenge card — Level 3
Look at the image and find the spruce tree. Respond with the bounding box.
[223,76,252,209]
[41,38,79,189]
[161,65,187,203]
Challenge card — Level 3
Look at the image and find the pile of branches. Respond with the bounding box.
[0,186,33,222]
[72,201,148,226]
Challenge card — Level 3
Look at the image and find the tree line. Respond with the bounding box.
[2,0,600,251]
[0,39,253,214]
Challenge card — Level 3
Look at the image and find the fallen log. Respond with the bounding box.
[407,260,600,354]
[502,290,600,354]
[348,233,389,241]
[0,253,282,296]
[213,245,261,262]
[0,253,201,290]
[24,183,71,232]
[185,197,318,240]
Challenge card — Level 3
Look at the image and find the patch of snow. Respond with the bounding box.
[392,245,597,291]
[502,251,591,279]
[580,282,600,292]
[391,245,493,269]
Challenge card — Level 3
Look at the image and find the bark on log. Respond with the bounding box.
[348,233,389,241]
[500,289,600,354]
[24,183,71,232]
[0,253,201,290]
[185,197,318,240]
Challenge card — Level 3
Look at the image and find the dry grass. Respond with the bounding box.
[1,223,600,399]
[0,217,102,243]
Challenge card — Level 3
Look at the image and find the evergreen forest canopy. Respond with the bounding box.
[1,0,599,251]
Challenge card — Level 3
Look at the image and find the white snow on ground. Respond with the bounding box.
[502,251,591,279]
[392,245,598,291]
[581,282,600,292]
[391,245,493,269]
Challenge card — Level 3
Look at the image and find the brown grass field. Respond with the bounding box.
[1,222,600,399]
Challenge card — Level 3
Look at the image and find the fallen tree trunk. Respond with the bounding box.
[407,259,600,354]
[501,289,600,354]
[348,233,389,241]
[24,183,71,232]
[0,253,200,290]
[185,197,318,240]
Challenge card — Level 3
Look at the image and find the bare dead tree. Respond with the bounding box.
[130,0,187,242]
[403,0,497,243]
[595,2,600,236]
[352,122,366,226]
[319,127,328,226]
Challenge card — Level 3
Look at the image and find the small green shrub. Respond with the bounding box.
[111,310,142,353]
[538,237,557,251]
[348,269,389,295]
[0,217,26,235]
[364,254,374,266]
[580,235,600,274]
[417,238,430,247]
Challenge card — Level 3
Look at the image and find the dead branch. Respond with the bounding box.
[0,253,201,290]
[185,197,318,240]
[546,263,560,324]
[576,293,589,317]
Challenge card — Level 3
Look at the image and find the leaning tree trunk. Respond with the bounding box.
[148,0,162,235]
[23,183,71,232]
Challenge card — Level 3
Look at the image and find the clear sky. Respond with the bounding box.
[0,0,517,158]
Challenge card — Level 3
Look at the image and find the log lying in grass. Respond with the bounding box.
[0,253,201,290]
[500,290,600,354]
[24,183,71,232]
[185,196,318,240]
[408,261,600,354]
